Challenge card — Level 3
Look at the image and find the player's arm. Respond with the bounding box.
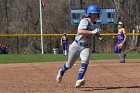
[78,28,103,40]
[78,29,96,35]
[78,19,97,35]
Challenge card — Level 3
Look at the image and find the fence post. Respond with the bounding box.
[93,36,96,53]
[49,36,52,53]
[16,36,19,54]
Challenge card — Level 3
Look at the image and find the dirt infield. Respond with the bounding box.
[0,59,140,93]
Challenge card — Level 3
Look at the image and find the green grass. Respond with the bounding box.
[0,54,67,64]
[91,53,140,60]
[0,53,140,64]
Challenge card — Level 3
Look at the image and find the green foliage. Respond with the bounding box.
[53,38,60,48]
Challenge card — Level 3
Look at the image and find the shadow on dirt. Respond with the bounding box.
[127,62,140,64]
[81,86,140,91]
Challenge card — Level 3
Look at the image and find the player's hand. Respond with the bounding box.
[91,28,102,34]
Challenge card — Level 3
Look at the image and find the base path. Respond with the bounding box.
[0,59,140,93]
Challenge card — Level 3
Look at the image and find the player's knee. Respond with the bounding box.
[81,59,89,64]
[65,63,72,69]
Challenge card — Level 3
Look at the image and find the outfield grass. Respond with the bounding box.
[0,53,139,64]
[91,53,140,60]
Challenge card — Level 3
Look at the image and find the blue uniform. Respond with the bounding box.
[56,5,101,88]
[57,18,100,83]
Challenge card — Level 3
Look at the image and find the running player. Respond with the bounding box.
[56,5,103,88]
[114,22,127,63]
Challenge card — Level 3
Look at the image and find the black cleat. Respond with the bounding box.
[120,60,125,63]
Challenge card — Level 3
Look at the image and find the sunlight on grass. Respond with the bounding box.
[0,53,139,64]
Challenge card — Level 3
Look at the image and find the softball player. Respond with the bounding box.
[61,33,68,56]
[56,5,103,88]
[114,22,127,63]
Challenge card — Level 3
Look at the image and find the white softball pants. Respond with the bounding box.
[65,41,92,68]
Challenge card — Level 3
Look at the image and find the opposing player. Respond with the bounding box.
[61,33,69,56]
[56,5,103,88]
[114,22,127,63]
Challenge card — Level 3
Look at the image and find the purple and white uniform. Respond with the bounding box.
[114,28,126,53]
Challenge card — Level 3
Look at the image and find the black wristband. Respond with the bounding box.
[95,32,101,37]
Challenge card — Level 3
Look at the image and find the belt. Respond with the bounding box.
[74,40,91,47]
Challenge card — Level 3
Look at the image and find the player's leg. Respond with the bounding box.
[114,43,121,53]
[64,44,68,56]
[114,42,125,63]
[75,48,92,88]
[61,43,81,73]
[58,51,79,77]
[56,42,81,83]
[123,43,127,60]
[120,44,126,63]
[62,44,65,55]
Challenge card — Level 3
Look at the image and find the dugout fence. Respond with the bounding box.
[0,33,140,54]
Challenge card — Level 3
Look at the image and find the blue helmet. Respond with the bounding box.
[87,5,99,15]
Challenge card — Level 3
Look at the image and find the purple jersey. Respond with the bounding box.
[62,37,68,44]
[114,28,126,53]
[118,30,125,41]
[61,36,68,50]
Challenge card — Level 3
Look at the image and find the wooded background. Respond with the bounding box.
[0,0,140,54]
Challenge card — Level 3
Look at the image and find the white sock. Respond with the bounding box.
[119,53,124,60]
[64,50,67,56]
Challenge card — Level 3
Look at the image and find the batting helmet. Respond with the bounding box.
[87,5,99,15]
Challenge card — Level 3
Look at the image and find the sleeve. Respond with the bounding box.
[78,19,88,30]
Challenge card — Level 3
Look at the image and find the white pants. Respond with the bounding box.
[65,41,92,68]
